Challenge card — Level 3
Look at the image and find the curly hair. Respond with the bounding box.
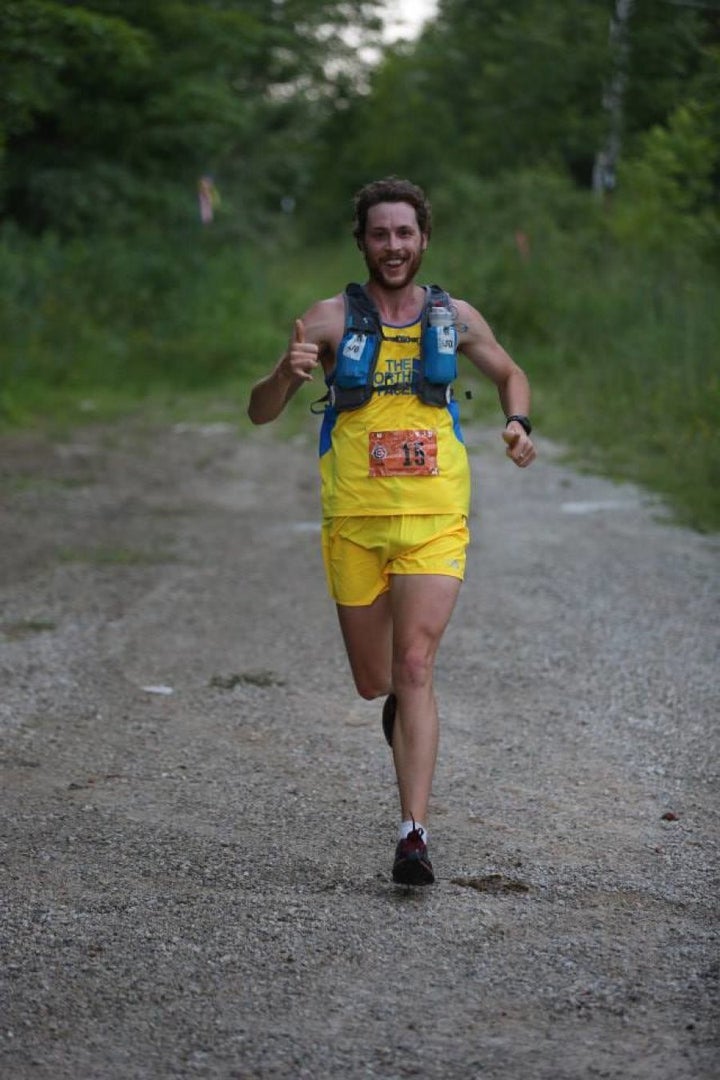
[352,177,432,242]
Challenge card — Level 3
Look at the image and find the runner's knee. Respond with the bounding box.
[392,645,434,691]
[354,678,390,701]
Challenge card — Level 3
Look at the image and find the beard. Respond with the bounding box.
[365,247,425,290]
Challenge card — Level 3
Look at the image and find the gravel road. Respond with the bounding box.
[1,412,718,1079]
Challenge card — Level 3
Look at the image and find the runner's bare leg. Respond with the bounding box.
[337,591,393,700]
[337,574,461,824]
[389,575,461,824]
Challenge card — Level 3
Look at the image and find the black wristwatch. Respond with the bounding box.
[505,414,532,436]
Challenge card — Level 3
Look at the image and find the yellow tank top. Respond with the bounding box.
[318,316,470,517]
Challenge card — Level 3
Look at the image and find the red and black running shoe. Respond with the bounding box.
[392,821,435,885]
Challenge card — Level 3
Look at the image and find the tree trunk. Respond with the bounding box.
[593,0,634,198]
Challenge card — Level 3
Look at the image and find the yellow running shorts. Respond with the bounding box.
[321,513,469,607]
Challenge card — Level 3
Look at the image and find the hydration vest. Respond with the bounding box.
[326,283,457,412]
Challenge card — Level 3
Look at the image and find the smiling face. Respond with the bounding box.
[359,201,428,291]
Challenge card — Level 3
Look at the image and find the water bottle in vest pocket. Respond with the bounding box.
[423,305,457,384]
[335,331,376,388]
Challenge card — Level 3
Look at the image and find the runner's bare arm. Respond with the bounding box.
[247,297,343,425]
[453,298,536,468]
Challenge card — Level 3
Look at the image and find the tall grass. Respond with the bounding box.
[0,222,289,424]
[432,242,719,530]
[424,171,720,531]
[0,179,718,531]
[522,251,718,528]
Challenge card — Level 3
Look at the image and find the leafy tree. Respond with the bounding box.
[0,0,383,234]
[612,99,720,255]
[305,0,720,226]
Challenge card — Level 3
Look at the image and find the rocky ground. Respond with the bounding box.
[0,411,718,1079]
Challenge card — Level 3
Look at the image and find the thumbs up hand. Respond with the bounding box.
[283,317,319,382]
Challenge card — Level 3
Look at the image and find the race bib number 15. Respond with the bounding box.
[368,429,439,477]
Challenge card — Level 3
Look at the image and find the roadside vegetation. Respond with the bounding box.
[1,1,718,530]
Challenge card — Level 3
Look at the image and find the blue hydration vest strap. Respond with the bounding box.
[322,283,455,413]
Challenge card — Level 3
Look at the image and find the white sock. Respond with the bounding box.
[399,819,428,842]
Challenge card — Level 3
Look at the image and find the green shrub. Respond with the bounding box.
[1,172,718,531]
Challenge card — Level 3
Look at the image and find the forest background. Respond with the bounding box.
[1,0,718,530]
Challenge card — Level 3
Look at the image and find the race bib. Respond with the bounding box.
[368,429,439,477]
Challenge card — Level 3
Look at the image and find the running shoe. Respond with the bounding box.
[392,822,435,885]
[382,692,396,747]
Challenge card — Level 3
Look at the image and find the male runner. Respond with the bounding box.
[248,177,536,885]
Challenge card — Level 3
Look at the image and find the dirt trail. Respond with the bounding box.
[1,413,718,1079]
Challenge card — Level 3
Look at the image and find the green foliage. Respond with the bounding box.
[0,220,289,426]
[304,0,720,228]
[1,1,155,230]
[611,100,720,256]
[0,0,383,234]
[1,0,719,529]
[2,167,718,530]
[1,1,151,141]
[418,168,602,351]
[420,170,719,531]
